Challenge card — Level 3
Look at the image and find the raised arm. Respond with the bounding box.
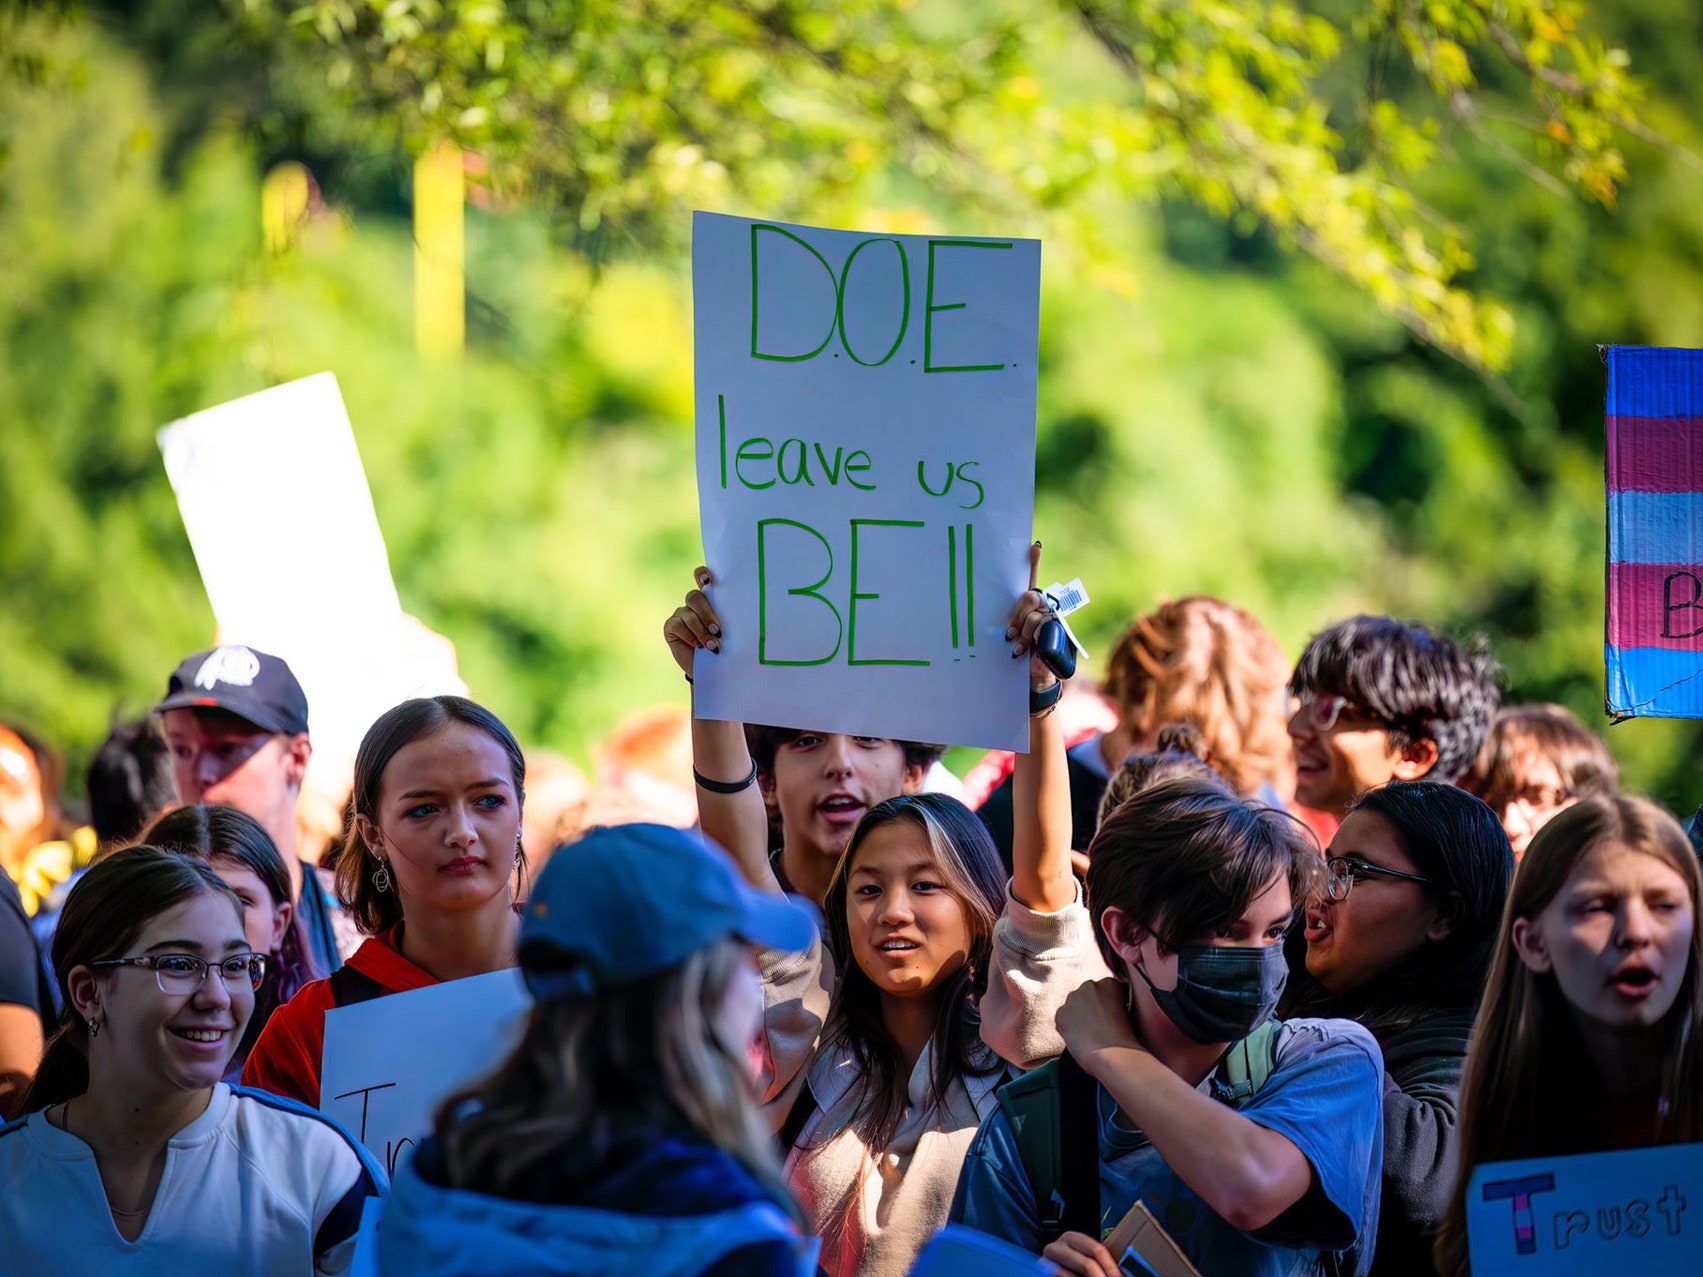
[663,567,783,895]
[979,544,1109,1069]
[1008,542,1075,913]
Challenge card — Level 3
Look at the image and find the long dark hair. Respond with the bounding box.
[818,793,1006,1154]
[18,847,243,1112]
[1280,780,1513,1039]
[336,696,527,935]
[143,804,316,1067]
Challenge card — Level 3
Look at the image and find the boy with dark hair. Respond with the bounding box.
[1288,615,1499,823]
[740,724,945,902]
[950,779,1384,1276]
[85,717,178,851]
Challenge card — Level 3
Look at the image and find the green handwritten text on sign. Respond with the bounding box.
[692,213,1041,751]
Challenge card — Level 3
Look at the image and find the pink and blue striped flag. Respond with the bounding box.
[1607,346,1703,717]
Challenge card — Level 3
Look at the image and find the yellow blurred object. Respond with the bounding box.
[414,142,466,358]
[262,162,313,255]
[12,826,98,918]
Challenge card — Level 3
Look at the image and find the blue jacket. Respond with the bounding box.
[377,1133,816,1277]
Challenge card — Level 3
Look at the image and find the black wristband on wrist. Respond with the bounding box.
[693,761,759,794]
[1030,680,1064,716]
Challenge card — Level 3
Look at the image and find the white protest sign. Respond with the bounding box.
[692,213,1042,751]
[320,969,531,1178]
[1466,1144,1701,1276]
[157,373,466,798]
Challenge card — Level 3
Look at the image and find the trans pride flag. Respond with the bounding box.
[1607,346,1703,717]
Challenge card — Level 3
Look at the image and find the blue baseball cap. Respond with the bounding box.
[519,823,817,999]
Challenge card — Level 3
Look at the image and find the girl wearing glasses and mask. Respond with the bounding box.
[0,847,383,1276]
[953,778,1385,1277]
[1279,781,1513,1277]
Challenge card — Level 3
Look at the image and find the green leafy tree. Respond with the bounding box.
[222,0,1647,370]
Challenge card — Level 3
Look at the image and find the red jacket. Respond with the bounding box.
[241,928,437,1107]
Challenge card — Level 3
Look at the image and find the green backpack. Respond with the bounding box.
[997,1019,1282,1243]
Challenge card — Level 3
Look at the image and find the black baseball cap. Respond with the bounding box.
[156,646,310,736]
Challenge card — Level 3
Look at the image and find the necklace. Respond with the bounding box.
[60,1100,153,1221]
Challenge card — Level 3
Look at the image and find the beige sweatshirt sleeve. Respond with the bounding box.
[756,935,835,1126]
[979,876,1114,1070]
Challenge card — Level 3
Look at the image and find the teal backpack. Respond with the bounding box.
[996,1019,1282,1243]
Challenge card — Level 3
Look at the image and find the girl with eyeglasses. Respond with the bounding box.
[0,847,383,1275]
[1463,704,1618,861]
[1279,781,1513,1277]
[143,804,319,1082]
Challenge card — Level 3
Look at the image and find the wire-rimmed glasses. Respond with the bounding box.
[88,952,268,994]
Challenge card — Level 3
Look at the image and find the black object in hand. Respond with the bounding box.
[1035,618,1077,681]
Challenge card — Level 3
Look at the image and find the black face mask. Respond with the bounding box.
[1134,942,1288,1044]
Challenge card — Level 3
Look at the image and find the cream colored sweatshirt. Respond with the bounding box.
[979,876,1114,1069]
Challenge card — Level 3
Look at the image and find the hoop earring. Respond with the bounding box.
[371,858,393,893]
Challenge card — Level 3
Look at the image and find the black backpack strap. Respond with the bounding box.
[1056,1051,1102,1240]
[327,965,387,1008]
[998,1060,1065,1239]
[777,1078,818,1155]
[996,1054,1102,1246]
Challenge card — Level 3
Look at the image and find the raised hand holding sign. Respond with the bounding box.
[691,213,1043,751]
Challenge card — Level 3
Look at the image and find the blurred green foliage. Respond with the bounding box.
[2,2,1702,812]
[223,0,1653,371]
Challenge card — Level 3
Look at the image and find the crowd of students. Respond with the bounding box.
[0,554,1697,1277]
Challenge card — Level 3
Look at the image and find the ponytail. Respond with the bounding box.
[17,1019,90,1113]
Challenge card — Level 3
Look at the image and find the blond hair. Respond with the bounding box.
[1435,796,1703,1276]
[435,938,798,1218]
[1102,597,1290,798]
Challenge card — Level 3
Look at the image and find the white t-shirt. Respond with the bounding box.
[0,1083,382,1277]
